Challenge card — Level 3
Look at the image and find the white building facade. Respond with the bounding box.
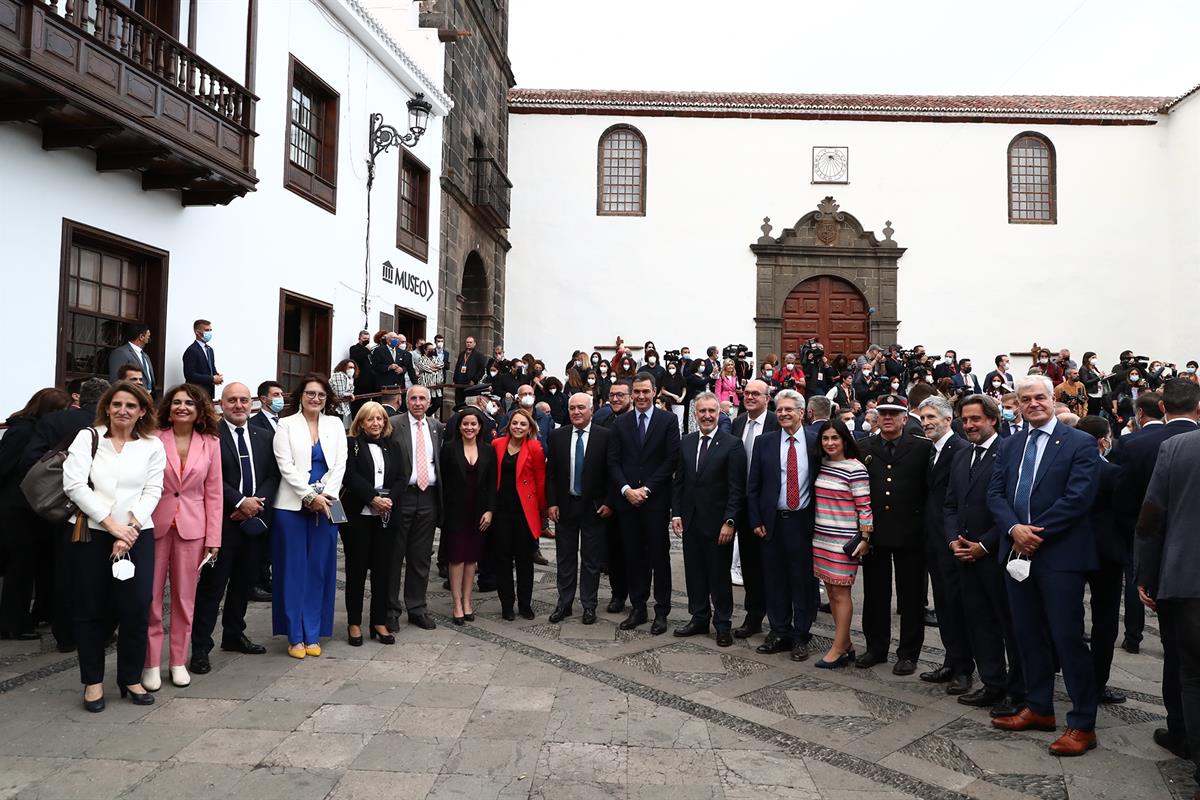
[0,0,450,413]
[504,88,1200,375]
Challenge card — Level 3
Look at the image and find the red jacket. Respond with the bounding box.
[492,436,546,538]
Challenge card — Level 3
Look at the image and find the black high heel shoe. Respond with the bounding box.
[119,685,155,706]
[463,612,475,622]
[0,630,42,641]
[453,616,465,626]
[347,627,363,647]
[82,690,105,713]
[369,628,395,645]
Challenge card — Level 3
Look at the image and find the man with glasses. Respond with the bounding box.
[730,379,779,639]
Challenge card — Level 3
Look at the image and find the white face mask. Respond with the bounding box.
[344,370,355,379]
[485,402,498,415]
[925,375,934,384]
[587,377,596,385]
[398,342,407,351]
[1006,552,1031,582]
[891,382,900,390]
[489,370,498,378]
[667,367,676,375]
[112,555,135,581]
[520,395,535,407]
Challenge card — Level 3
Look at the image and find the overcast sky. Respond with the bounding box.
[508,0,1200,98]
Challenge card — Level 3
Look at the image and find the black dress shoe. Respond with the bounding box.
[990,697,1023,717]
[83,695,106,713]
[733,620,762,639]
[1154,727,1191,759]
[715,629,733,647]
[790,641,809,662]
[920,665,954,683]
[581,609,597,625]
[409,614,437,630]
[548,607,573,624]
[923,608,938,627]
[452,616,465,626]
[120,686,154,706]
[519,608,536,620]
[619,609,647,630]
[369,628,396,645]
[854,651,886,669]
[502,609,517,621]
[958,687,1006,708]
[532,551,550,566]
[673,620,710,637]
[249,586,272,602]
[947,674,973,695]
[606,599,626,614]
[0,630,41,641]
[818,603,831,614]
[442,580,452,591]
[892,659,917,676]
[56,639,76,653]
[1121,638,1141,654]
[221,634,266,655]
[189,653,212,674]
[476,581,497,593]
[756,635,792,654]
[650,617,669,635]
[1099,686,1127,704]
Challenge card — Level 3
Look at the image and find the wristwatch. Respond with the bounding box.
[724,518,736,527]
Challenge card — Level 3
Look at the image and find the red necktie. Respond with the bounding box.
[786,436,800,510]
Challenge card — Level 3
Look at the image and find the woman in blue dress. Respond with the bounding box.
[271,374,348,659]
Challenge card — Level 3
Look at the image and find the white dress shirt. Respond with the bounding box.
[407,414,437,487]
[63,426,166,530]
[932,429,955,465]
[568,423,591,495]
[362,442,386,516]
[777,430,811,510]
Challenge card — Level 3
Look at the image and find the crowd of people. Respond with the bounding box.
[0,324,1196,779]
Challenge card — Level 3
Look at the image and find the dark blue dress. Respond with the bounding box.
[272,441,337,644]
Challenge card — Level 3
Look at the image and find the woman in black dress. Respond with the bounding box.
[440,408,496,624]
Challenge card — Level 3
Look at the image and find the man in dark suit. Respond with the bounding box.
[181,319,222,398]
[594,379,633,612]
[951,359,983,394]
[608,373,681,634]
[746,388,820,661]
[671,392,746,647]
[371,331,419,398]
[988,376,1101,757]
[453,335,488,407]
[916,396,974,694]
[855,394,931,675]
[387,385,444,630]
[730,379,778,639]
[107,322,155,395]
[349,331,377,414]
[998,393,1024,438]
[250,381,285,434]
[190,383,279,673]
[983,354,1015,393]
[944,394,1024,717]
[546,392,615,625]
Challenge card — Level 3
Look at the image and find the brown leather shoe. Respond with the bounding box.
[991,707,1056,732]
[1048,728,1097,756]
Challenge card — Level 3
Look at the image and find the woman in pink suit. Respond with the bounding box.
[144,383,222,691]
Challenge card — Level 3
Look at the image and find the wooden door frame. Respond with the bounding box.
[277,288,334,386]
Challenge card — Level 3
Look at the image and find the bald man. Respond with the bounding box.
[546,393,616,624]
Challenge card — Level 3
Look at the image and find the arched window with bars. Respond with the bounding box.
[1007,132,1056,224]
[597,125,647,216]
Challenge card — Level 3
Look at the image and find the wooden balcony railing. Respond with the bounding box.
[469,156,512,229]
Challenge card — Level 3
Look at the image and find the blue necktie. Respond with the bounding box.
[235,426,254,497]
[205,344,215,373]
[1013,429,1044,524]
[572,429,585,496]
[638,412,648,443]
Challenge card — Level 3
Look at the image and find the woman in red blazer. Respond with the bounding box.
[490,407,546,620]
[145,384,223,691]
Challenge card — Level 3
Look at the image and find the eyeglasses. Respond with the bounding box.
[303,391,327,400]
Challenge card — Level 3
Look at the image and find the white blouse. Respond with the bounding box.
[62,426,167,531]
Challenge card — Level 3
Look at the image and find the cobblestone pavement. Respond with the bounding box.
[0,534,1193,800]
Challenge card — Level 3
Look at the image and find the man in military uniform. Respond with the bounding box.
[855,394,932,675]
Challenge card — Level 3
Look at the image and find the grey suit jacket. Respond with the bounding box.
[388,412,445,525]
[1136,427,1200,600]
[107,343,154,390]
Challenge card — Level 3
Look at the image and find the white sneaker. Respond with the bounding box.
[730,568,744,587]
[169,665,191,687]
[141,666,161,692]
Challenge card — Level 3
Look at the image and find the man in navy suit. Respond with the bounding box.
[608,374,681,634]
[190,382,279,673]
[371,331,420,399]
[988,376,1101,756]
[182,319,223,398]
[746,389,820,661]
[731,380,779,638]
[951,358,983,394]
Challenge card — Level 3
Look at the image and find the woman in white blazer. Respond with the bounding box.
[272,374,348,659]
[62,381,165,712]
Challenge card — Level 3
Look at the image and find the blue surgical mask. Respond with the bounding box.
[269,397,285,413]
[1001,408,1015,422]
[201,331,212,344]
[390,338,400,347]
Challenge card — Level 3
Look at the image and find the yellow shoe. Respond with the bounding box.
[305,643,321,657]
[288,644,306,659]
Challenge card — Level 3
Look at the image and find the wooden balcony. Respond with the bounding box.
[469,156,511,229]
[0,0,257,205]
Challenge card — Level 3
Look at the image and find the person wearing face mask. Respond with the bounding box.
[933,350,959,382]
[595,361,613,403]
[1077,351,1106,417]
[182,319,223,399]
[541,377,569,427]
[951,359,983,394]
[1030,347,1063,386]
[984,354,1014,393]
[370,331,419,407]
[853,362,880,404]
[658,359,687,432]
[998,393,1024,438]
[1112,367,1151,434]
[516,384,552,451]
[638,350,666,386]
[349,331,378,416]
[614,356,638,381]
[590,351,604,373]
[329,359,357,430]
[416,343,444,418]
[251,381,286,433]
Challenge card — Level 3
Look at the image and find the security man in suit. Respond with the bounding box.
[107,322,155,395]
[951,359,983,394]
[182,319,222,398]
[349,331,377,416]
[671,392,746,647]
[546,392,616,625]
[371,331,420,404]
[190,382,279,673]
[988,375,1101,757]
[452,335,488,407]
[855,394,931,675]
[944,394,1024,717]
[730,379,778,639]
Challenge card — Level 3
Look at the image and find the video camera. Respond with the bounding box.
[722,344,752,361]
[663,349,682,364]
[799,338,823,364]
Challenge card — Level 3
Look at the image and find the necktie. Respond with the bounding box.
[786,436,800,510]
[638,412,648,443]
[572,429,585,496]
[929,446,938,469]
[1014,430,1044,524]
[743,419,756,476]
[698,435,711,470]
[205,344,215,373]
[235,426,253,496]
[969,445,985,477]
[415,419,430,490]
[885,440,896,459]
[141,351,153,389]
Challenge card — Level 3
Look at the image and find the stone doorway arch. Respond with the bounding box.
[751,196,905,360]
[459,250,494,350]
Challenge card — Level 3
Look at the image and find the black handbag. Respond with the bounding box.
[842,532,866,557]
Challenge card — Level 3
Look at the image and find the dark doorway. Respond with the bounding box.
[459,250,491,349]
[394,306,427,344]
[278,289,333,389]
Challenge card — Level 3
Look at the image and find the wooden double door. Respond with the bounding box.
[781,276,869,358]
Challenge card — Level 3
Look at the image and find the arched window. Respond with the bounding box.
[597,125,646,216]
[1008,132,1056,224]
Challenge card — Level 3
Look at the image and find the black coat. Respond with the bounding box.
[858,432,932,549]
[671,430,746,535]
[608,407,681,513]
[217,422,281,525]
[19,405,96,472]
[1111,419,1198,531]
[925,433,967,540]
[453,349,488,386]
[1091,459,1126,564]
[545,424,615,512]
[0,416,37,509]
[343,434,402,518]
[350,343,378,395]
[371,345,419,389]
[943,437,1004,553]
[439,438,496,535]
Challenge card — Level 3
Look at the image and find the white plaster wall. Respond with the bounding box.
[0,0,445,414]
[1164,96,1200,361]
[504,112,1175,376]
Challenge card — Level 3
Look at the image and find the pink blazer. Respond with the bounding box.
[151,429,223,547]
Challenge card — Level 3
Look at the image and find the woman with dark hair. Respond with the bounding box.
[595,360,613,403]
[614,355,638,381]
[827,370,856,410]
[589,351,605,373]
[1078,350,1106,416]
[490,407,545,620]
[440,407,496,624]
[272,375,348,659]
[330,358,357,428]
[658,359,686,432]
[639,350,665,386]
[63,381,165,711]
[143,383,223,690]
[0,388,71,639]
[416,342,444,414]
[812,419,872,669]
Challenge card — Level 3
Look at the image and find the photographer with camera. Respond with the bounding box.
[854,358,883,404]
[801,340,831,398]
[776,353,807,396]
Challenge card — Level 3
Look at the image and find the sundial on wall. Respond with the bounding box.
[812,146,849,184]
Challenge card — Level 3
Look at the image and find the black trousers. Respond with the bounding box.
[735,509,765,626]
[388,487,437,622]
[682,527,734,629]
[342,514,394,627]
[1123,558,1145,644]
[1086,558,1124,690]
[192,522,264,655]
[555,496,605,611]
[1159,597,1200,781]
[69,527,154,686]
[489,506,534,612]
[762,510,816,641]
[960,555,1024,698]
[603,516,627,605]
[257,528,273,589]
[861,543,926,662]
[619,503,672,618]
[0,506,38,633]
[50,520,75,648]
[927,530,974,676]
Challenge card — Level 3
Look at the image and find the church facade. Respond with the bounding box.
[503,87,1200,373]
